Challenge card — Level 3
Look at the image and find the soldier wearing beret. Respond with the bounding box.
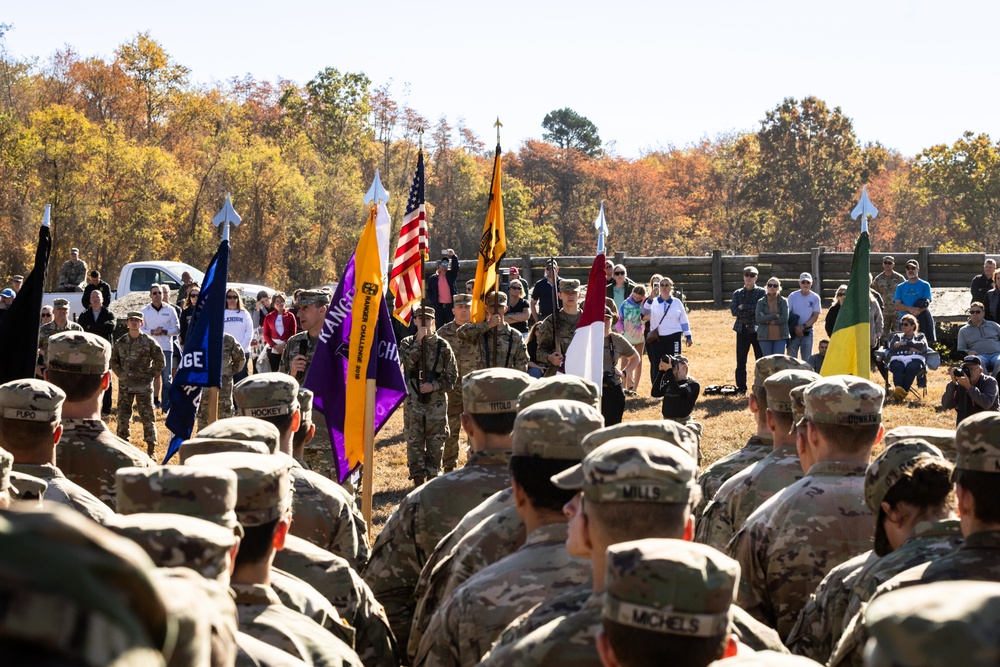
[695,354,813,522]
[697,369,820,551]
[731,375,884,638]
[365,368,531,652]
[436,293,479,472]
[414,399,602,667]
[0,378,112,523]
[535,278,584,375]
[111,310,165,456]
[36,297,83,377]
[456,291,529,374]
[44,331,154,509]
[399,306,458,485]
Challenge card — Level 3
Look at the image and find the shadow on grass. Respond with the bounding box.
[695,395,750,419]
[370,487,409,528]
[375,432,405,450]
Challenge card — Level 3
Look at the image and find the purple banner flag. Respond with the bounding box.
[305,255,407,483]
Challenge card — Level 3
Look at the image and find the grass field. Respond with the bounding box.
[109,307,958,537]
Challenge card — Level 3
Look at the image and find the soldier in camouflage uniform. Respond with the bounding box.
[36,297,84,377]
[730,375,884,638]
[456,291,529,373]
[364,368,532,652]
[43,331,154,509]
[181,451,364,667]
[196,331,247,429]
[111,311,165,456]
[535,278,583,373]
[400,306,458,485]
[293,387,316,467]
[697,369,820,551]
[871,256,906,343]
[231,375,370,570]
[57,246,88,290]
[696,354,813,519]
[436,294,479,472]
[0,446,12,509]
[413,399,603,667]
[0,507,171,665]
[0,378,112,523]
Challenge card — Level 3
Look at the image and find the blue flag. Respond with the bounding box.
[163,240,229,462]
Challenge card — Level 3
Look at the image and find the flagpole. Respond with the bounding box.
[206,193,241,427]
[491,118,503,366]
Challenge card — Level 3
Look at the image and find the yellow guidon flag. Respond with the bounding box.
[821,229,872,377]
[471,142,506,323]
[343,204,384,465]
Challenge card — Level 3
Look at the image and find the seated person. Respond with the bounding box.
[807,339,829,373]
[651,353,701,432]
[942,355,1000,425]
[886,313,929,400]
[957,301,1000,376]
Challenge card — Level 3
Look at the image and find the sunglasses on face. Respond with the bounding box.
[901,322,915,327]
[41,313,52,318]
[614,271,625,276]
[800,281,811,285]
[659,283,672,288]
[971,310,984,315]
[151,292,161,296]
[883,261,893,265]
[227,295,239,300]
[744,273,756,277]
[509,286,522,291]
[767,283,779,288]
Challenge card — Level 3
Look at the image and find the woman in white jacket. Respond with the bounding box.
[224,289,254,383]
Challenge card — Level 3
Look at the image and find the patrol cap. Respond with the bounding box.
[864,439,947,514]
[708,652,822,665]
[485,291,508,307]
[517,375,601,411]
[127,310,144,320]
[0,446,10,493]
[297,388,314,424]
[179,437,271,463]
[462,368,533,414]
[882,256,895,264]
[580,420,700,460]
[46,331,111,375]
[295,289,331,307]
[0,506,170,662]
[453,293,473,306]
[552,436,698,505]
[603,538,739,638]
[415,306,436,320]
[764,369,821,414]
[184,452,293,527]
[863,580,1000,666]
[233,373,299,419]
[795,375,883,428]
[753,354,813,389]
[8,470,47,503]
[106,513,238,582]
[0,378,65,423]
[511,399,604,460]
[559,279,582,292]
[885,426,956,457]
[52,297,70,309]
[117,465,240,532]
[953,411,1000,476]
[195,416,281,453]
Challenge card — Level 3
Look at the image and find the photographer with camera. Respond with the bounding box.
[942,355,999,425]
[601,306,639,426]
[651,352,702,435]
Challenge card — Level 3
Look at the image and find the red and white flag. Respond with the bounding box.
[389,152,429,324]
[565,253,608,395]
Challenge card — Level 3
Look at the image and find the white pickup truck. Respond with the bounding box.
[43,260,273,321]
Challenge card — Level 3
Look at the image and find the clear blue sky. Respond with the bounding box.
[4,0,998,157]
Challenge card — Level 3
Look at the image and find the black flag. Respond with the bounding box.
[0,216,52,383]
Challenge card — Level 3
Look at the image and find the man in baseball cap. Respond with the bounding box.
[942,354,999,425]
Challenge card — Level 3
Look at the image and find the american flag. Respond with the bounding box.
[389,152,429,324]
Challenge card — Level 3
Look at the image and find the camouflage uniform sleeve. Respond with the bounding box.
[534,316,554,363]
[455,321,489,341]
[510,331,529,373]
[110,339,123,377]
[435,340,458,393]
[731,520,776,629]
[348,570,401,667]
[694,496,737,552]
[413,591,465,667]
[228,336,247,375]
[148,337,166,376]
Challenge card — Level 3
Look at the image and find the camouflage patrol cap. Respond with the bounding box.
[297,388,314,424]
[559,279,582,292]
[864,439,947,514]
[580,420,700,460]
[52,297,69,309]
[796,375,883,428]
[753,354,813,389]
[233,372,300,419]
[0,378,65,423]
[552,436,699,505]
[195,416,281,453]
[708,652,822,665]
[788,384,808,435]
[952,411,1000,476]
[885,426,956,458]
[863,580,1000,666]
[127,310,144,320]
[517,375,601,411]
[7,471,47,504]
[46,330,111,374]
[764,369,821,414]
[415,306,436,320]
[485,291,508,307]
[184,452,293,527]
[117,465,240,531]
[0,506,169,663]
[462,368,533,414]
[512,399,604,460]
[0,446,10,493]
[296,289,331,307]
[179,437,271,463]
[106,513,238,582]
[603,538,739,638]
[453,293,473,306]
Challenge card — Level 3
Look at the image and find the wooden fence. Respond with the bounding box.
[430,248,989,307]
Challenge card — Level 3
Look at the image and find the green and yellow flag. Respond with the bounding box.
[471,143,506,323]
[821,230,871,377]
